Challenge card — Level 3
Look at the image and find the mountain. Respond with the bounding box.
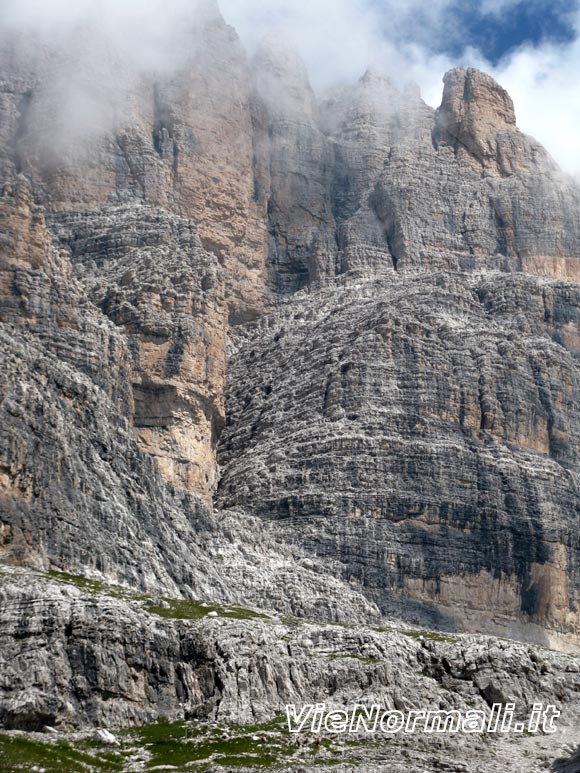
[1,3,580,770]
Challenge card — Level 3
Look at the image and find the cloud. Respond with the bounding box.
[0,0,208,73]
[219,0,455,88]
[489,39,580,176]
[0,0,579,175]
[0,0,216,145]
[219,0,580,175]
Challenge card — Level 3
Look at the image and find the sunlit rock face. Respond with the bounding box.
[0,6,268,501]
[325,65,580,278]
[50,204,228,500]
[2,0,580,680]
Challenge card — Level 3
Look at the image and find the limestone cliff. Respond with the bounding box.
[1,3,580,768]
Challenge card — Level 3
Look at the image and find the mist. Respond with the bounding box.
[1,0,579,175]
[219,0,580,176]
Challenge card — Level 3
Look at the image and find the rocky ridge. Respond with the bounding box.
[1,567,580,772]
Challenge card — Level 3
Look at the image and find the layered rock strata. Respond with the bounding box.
[218,271,580,651]
[1,569,579,773]
[1,5,580,769]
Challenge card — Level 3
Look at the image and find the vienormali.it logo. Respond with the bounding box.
[285,703,560,735]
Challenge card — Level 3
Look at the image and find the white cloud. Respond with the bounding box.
[219,0,580,176]
[0,0,579,175]
[489,40,580,176]
[219,0,456,89]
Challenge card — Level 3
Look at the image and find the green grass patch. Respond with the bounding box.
[45,570,146,602]
[126,717,294,769]
[372,624,456,643]
[0,734,125,772]
[147,598,269,621]
[47,570,111,595]
[1,717,387,772]
[37,570,269,623]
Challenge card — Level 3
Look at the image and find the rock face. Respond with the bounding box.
[2,569,580,773]
[218,271,580,651]
[251,42,337,293]
[217,62,580,651]
[51,204,227,499]
[435,67,518,171]
[2,3,580,766]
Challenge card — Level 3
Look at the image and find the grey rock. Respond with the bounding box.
[0,571,578,771]
[1,6,580,771]
[92,728,119,746]
[218,270,580,647]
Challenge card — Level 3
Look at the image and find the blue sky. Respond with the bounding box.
[418,0,577,63]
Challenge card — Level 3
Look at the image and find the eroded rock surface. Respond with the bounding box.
[218,272,580,650]
[1,4,580,770]
[1,570,579,773]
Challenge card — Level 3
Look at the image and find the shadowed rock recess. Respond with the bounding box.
[2,3,580,771]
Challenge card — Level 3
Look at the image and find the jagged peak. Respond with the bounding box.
[360,66,394,87]
[352,66,427,115]
[434,66,522,172]
[441,67,516,126]
[195,0,223,23]
[253,36,311,86]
